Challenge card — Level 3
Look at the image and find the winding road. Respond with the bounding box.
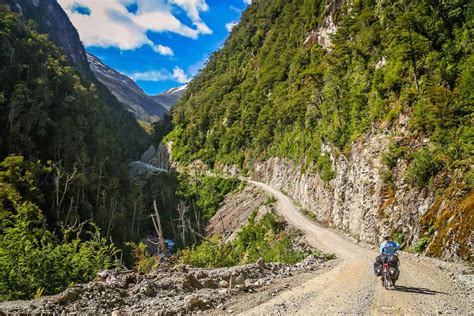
[244,181,472,315]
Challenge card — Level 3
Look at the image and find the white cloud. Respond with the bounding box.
[168,0,211,34]
[130,67,190,83]
[58,0,212,51]
[225,21,238,32]
[153,44,174,56]
[243,0,252,4]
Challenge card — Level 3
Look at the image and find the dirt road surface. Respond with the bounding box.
[244,181,473,315]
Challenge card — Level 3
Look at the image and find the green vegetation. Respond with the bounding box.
[169,0,472,189]
[0,7,149,299]
[177,174,241,223]
[179,211,320,268]
[126,242,160,274]
[0,6,148,244]
[413,226,435,253]
[405,148,442,189]
[0,155,117,300]
[128,170,241,251]
[301,208,318,222]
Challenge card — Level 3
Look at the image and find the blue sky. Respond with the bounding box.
[58,0,250,95]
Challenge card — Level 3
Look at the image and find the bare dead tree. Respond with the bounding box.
[52,163,78,220]
[219,213,226,236]
[106,196,119,238]
[64,196,78,226]
[96,157,108,208]
[169,211,177,241]
[131,200,138,238]
[177,201,189,246]
[151,200,167,256]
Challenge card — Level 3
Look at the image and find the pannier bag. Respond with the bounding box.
[373,262,382,276]
[388,255,399,264]
[389,266,399,280]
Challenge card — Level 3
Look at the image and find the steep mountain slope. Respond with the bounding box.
[3,0,148,148]
[0,3,150,252]
[152,85,187,111]
[169,0,473,261]
[3,0,89,74]
[87,53,168,122]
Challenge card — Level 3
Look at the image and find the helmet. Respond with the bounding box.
[382,232,390,239]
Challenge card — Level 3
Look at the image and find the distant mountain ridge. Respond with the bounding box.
[87,53,168,122]
[152,85,187,111]
[3,0,185,124]
[87,53,186,122]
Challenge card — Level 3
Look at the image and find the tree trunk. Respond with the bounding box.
[152,200,167,256]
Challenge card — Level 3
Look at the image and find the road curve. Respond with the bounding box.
[243,181,471,315]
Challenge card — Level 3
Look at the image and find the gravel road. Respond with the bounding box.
[244,181,473,315]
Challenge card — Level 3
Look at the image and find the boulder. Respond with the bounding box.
[183,273,203,290]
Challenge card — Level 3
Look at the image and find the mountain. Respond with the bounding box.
[2,0,90,74]
[169,0,473,261]
[0,1,152,252]
[87,53,168,122]
[152,85,187,111]
[2,0,148,149]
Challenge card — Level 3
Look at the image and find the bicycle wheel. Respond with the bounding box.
[383,270,389,289]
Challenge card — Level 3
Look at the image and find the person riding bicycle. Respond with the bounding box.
[379,232,400,256]
[375,232,401,285]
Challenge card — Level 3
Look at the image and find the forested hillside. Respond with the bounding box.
[169,0,473,260]
[171,0,472,173]
[0,5,153,299]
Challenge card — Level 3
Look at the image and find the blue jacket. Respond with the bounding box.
[380,240,400,256]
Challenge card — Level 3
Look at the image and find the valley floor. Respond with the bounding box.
[222,181,473,315]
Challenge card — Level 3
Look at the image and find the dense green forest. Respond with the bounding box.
[169,0,473,189]
[0,5,151,237]
[0,6,150,299]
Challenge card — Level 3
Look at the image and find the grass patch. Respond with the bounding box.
[301,208,318,222]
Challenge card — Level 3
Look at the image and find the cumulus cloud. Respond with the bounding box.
[153,44,174,56]
[243,0,252,4]
[58,0,212,51]
[130,67,191,83]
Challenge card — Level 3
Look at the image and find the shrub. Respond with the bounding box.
[0,155,118,300]
[316,154,336,182]
[177,174,240,222]
[126,242,160,274]
[0,205,118,300]
[179,212,320,268]
[413,225,435,253]
[405,149,441,188]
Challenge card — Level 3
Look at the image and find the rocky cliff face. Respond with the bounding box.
[251,126,471,261]
[87,53,168,122]
[3,0,90,74]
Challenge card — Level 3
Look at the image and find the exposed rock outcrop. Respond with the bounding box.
[253,133,433,245]
[129,144,171,176]
[206,186,270,242]
[251,126,472,261]
[303,0,344,50]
